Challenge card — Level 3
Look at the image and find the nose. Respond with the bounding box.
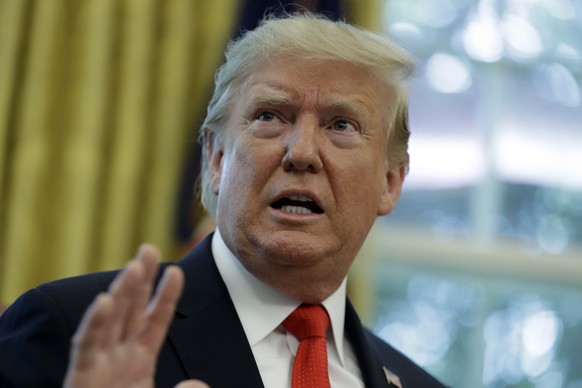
[281,117,323,173]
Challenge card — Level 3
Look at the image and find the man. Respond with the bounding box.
[0,14,446,388]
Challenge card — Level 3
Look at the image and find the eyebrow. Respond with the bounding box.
[252,93,293,107]
[325,98,370,119]
[248,81,372,118]
[244,80,296,107]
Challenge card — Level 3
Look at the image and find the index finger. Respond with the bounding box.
[124,244,162,337]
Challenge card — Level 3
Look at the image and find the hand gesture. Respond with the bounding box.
[63,244,208,388]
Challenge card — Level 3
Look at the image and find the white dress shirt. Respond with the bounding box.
[212,229,365,388]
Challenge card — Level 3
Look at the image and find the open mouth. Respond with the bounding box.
[270,195,324,215]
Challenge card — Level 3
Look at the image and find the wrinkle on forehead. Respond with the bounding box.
[245,79,373,119]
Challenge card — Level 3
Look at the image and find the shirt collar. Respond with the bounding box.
[212,229,349,366]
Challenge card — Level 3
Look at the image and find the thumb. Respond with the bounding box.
[175,380,210,388]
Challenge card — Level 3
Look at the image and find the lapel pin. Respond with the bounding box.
[382,366,403,388]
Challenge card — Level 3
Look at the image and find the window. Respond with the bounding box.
[368,1,582,386]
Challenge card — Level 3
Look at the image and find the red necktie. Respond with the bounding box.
[283,304,331,388]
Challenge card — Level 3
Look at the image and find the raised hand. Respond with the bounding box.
[63,244,207,388]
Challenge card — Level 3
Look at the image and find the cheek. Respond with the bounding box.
[220,140,274,197]
[335,155,386,209]
[220,154,250,197]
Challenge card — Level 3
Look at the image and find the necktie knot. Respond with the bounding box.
[283,304,330,341]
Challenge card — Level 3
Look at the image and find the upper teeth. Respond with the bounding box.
[289,195,312,202]
[281,205,313,214]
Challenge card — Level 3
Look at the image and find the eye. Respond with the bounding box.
[331,119,355,132]
[258,111,276,121]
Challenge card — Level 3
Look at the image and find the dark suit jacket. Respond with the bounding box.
[0,234,445,387]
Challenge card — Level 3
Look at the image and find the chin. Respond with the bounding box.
[237,233,352,303]
[255,233,339,266]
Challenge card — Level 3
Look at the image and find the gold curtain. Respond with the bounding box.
[0,0,239,305]
[344,0,383,31]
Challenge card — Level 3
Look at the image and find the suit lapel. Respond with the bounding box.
[345,300,396,388]
[345,300,446,388]
[166,234,265,387]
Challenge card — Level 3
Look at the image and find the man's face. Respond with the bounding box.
[209,57,405,302]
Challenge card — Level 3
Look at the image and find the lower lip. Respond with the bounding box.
[269,206,324,221]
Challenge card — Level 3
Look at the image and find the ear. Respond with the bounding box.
[377,163,406,216]
[207,133,224,196]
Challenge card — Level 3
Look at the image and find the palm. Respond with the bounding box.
[63,245,184,388]
[67,342,158,388]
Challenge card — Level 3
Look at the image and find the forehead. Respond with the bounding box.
[237,57,392,114]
